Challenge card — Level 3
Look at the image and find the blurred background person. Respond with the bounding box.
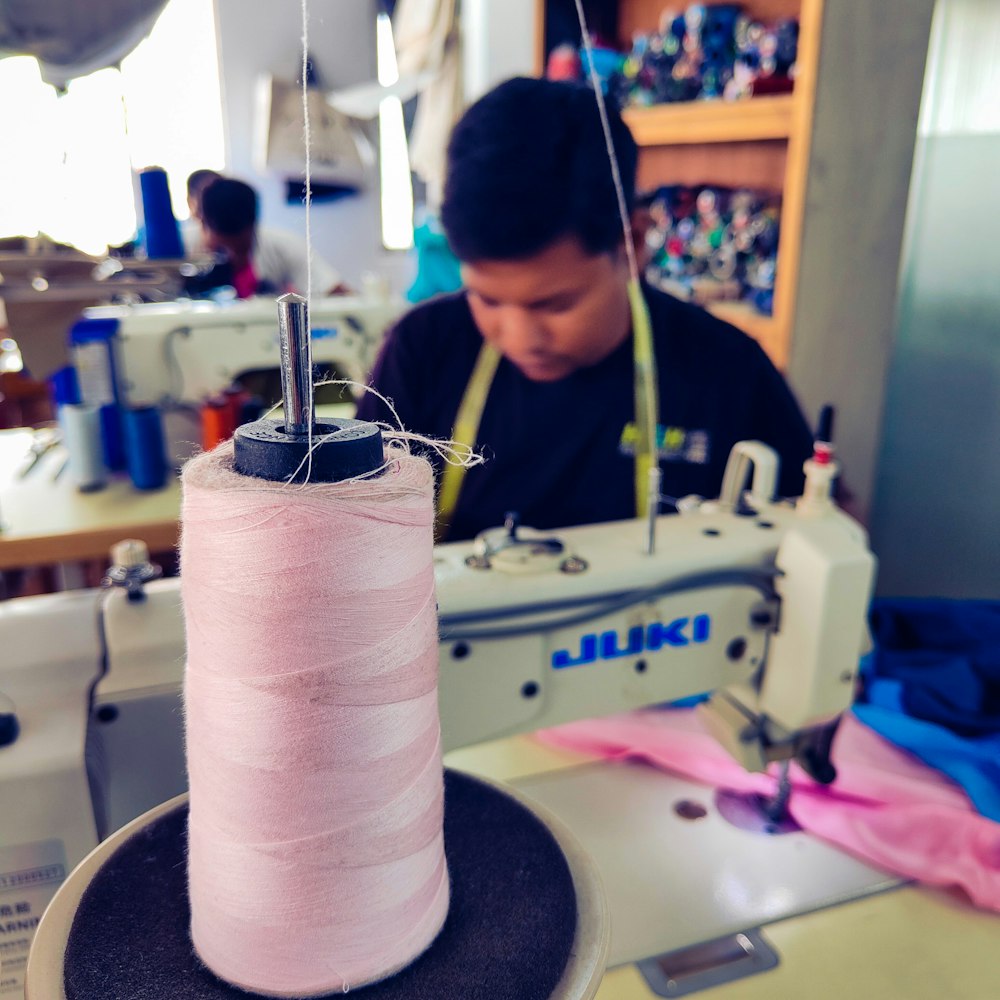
[192,177,348,297]
[180,168,222,256]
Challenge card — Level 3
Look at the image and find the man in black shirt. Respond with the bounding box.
[357,77,814,542]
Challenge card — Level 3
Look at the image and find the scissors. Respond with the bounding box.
[16,427,62,478]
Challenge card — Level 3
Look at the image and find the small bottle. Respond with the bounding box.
[797,404,837,516]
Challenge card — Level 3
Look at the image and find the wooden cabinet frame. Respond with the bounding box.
[534,0,824,368]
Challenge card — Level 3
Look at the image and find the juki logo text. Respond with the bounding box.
[551,615,712,669]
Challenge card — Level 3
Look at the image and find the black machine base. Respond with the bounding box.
[63,771,578,1000]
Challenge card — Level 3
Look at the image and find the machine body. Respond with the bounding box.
[0,453,875,886]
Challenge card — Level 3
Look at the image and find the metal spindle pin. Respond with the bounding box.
[277,293,313,435]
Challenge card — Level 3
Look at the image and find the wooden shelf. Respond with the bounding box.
[535,0,825,371]
[622,94,796,147]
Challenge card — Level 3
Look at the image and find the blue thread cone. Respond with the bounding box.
[123,405,168,490]
[139,167,183,259]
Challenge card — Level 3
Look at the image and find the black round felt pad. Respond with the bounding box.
[63,770,578,1000]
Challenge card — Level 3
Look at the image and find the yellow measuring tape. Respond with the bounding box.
[436,341,502,540]
[628,276,660,519]
[435,277,659,540]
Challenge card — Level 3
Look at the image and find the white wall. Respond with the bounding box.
[788,0,936,524]
[461,0,537,103]
[869,0,1000,599]
[213,0,414,292]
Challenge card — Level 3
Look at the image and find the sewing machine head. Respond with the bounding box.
[0,440,875,999]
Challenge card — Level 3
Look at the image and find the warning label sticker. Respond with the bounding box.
[0,841,67,998]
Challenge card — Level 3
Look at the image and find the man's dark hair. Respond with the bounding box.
[440,77,637,262]
[186,168,222,198]
[200,178,258,236]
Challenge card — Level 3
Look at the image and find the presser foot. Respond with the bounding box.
[713,762,800,835]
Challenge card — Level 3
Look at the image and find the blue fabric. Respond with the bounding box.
[853,702,1000,822]
[867,598,1000,736]
[406,217,462,304]
[857,598,1000,821]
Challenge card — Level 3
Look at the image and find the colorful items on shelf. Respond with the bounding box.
[621,4,743,104]
[619,4,799,106]
[545,4,799,108]
[642,184,779,315]
[547,42,625,94]
[726,11,798,100]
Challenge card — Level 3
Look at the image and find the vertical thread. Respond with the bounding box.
[573,0,661,518]
[300,0,315,476]
[572,0,639,285]
[301,0,313,309]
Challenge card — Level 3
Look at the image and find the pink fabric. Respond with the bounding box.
[536,710,1000,911]
[232,259,257,298]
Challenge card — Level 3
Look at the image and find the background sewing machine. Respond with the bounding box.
[69,291,401,464]
[0,444,895,996]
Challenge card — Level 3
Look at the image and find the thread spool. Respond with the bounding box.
[123,405,168,490]
[97,402,126,472]
[181,444,448,995]
[58,403,107,492]
[68,316,127,470]
[200,395,235,451]
[138,166,184,260]
[181,294,448,996]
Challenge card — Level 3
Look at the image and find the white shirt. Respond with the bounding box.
[180,218,208,257]
[252,226,341,295]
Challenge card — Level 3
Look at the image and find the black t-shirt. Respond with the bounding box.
[357,284,815,541]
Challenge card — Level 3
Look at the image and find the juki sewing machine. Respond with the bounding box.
[0,440,875,959]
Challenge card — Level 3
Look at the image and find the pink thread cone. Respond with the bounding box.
[181,444,449,996]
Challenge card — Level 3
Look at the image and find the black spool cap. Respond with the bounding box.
[231,295,384,483]
[233,417,383,483]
